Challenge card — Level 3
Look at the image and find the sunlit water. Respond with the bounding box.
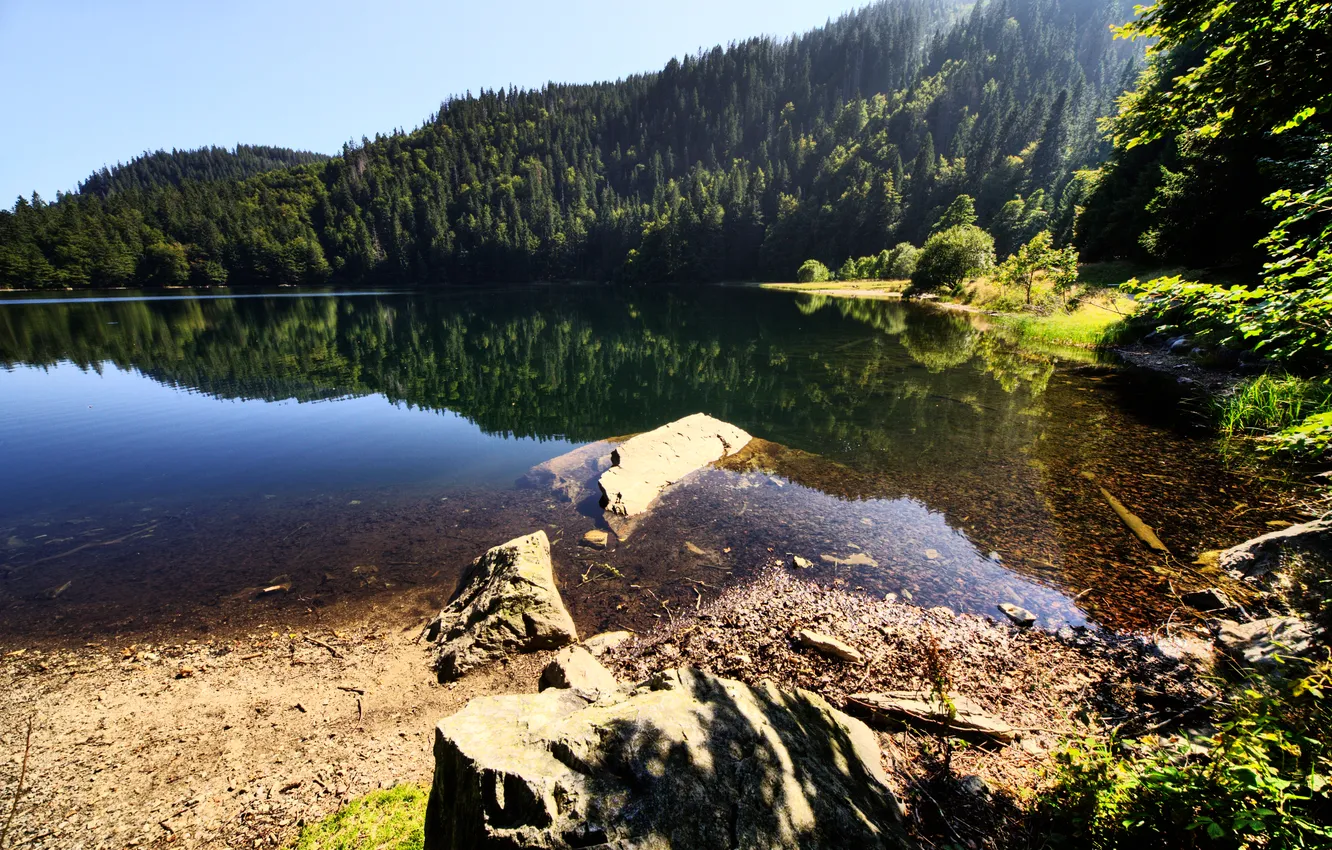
[0,286,1294,640]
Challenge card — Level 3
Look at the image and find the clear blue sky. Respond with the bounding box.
[0,0,867,203]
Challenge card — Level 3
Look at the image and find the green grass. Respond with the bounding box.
[761,279,910,293]
[988,292,1138,348]
[1216,375,1332,437]
[1214,375,1332,459]
[287,784,427,850]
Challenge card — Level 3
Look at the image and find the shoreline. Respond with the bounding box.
[0,563,1220,850]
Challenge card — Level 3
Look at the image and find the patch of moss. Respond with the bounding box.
[286,783,427,850]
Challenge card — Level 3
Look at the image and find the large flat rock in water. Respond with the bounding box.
[424,666,907,850]
[599,413,752,516]
[519,439,618,504]
[431,530,577,681]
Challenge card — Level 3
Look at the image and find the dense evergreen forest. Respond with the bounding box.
[0,0,1140,288]
[77,145,331,198]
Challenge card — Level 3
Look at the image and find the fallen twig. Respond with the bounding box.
[13,524,159,571]
[304,636,342,659]
[1,713,36,850]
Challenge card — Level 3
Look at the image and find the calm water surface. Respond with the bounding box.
[0,286,1295,641]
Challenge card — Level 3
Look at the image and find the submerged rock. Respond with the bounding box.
[580,529,609,550]
[598,413,752,517]
[424,666,907,850]
[997,602,1037,627]
[519,440,617,504]
[430,531,577,681]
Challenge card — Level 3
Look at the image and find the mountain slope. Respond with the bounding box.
[78,145,332,198]
[0,0,1141,289]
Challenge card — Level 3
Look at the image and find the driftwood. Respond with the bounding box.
[1099,488,1169,553]
[847,690,1017,745]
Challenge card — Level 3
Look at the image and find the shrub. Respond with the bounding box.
[795,259,831,282]
[1038,661,1332,849]
[910,225,995,293]
[885,242,919,279]
[836,257,859,281]
[994,230,1078,305]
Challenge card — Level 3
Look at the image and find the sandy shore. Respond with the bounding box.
[0,562,1219,850]
[0,616,558,849]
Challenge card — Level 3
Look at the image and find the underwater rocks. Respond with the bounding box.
[580,529,609,550]
[997,602,1037,627]
[423,665,907,850]
[428,530,578,681]
[519,440,618,504]
[598,413,752,517]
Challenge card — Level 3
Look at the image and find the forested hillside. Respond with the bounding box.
[77,145,331,198]
[0,0,1140,288]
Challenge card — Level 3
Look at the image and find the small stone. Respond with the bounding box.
[795,629,865,664]
[731,652,753,666]
[959,774,991,800]
[792,555,813,569]
[923,549,940,560]
[539,646,621,701]
[997,603,1036,627]
[1181,588,1232,612]
[583,630,633,657]
[175,667,194,679]
[580,529,609,550]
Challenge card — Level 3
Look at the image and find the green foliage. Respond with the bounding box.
[80,145,330,197]
[0,0,1142,289]
[796,259,831,282]
[1111,0,1331,148]
[137,241,190,287]
[1040,661,1332,849]
[910,225,995,293]
[1078,0,1331,270]
[994,230,1078,305]
[286,783,426,850]
[836,256,860,281]
[1215,375,1332,458]
[932,194,977,233]
[884,242,919,279]
[1122,140,1332,369]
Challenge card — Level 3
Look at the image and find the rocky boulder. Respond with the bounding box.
[430,531,578,681]
[599,413,752,517]
[424,666,907,850]
[539,645,622,702]
[1221,518,1332,583]
[1216,616,1317,670]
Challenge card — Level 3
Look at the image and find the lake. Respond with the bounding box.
[0,286,1293,643]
